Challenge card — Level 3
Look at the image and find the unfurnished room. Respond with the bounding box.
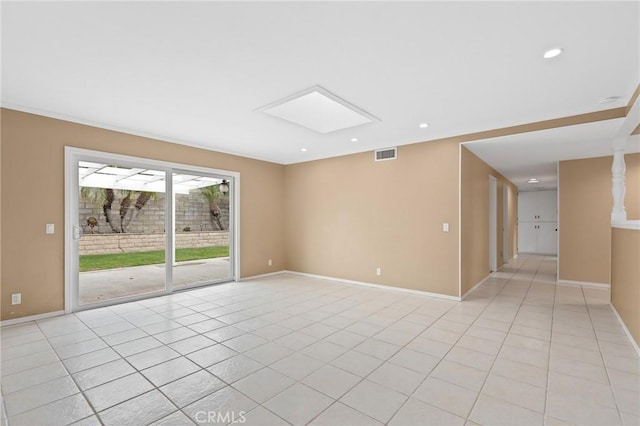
[1,1,639,425]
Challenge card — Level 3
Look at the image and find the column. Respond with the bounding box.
[611,139,627,224]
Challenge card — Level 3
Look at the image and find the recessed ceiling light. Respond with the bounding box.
[419,123,429,129]
[351,138,358,142]
[599,96,621,104]
[300,148,307,152]
[543,48,563,59]
[528,178,540,184]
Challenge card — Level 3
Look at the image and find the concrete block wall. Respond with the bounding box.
[79,191,229,234]
[79,231,230,255]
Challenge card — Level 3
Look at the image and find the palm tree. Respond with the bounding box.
[200,184,225,230]
[119,191,132,232]
[103,188,117,232]
[81,188,155,233]
[123,191,154,231]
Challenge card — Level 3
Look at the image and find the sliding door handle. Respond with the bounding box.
[73,226,83,240]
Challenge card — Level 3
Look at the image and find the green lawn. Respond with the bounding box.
[80,246,229,272]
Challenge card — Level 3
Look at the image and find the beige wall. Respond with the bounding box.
[460,146,517,295]
[559,154,640,284]
[611,227,640,345]
[285,141,460,297]
[0,108,521,319]
[1,108,286,320]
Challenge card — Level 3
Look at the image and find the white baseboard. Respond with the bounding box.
[239,271,286,281]
[1,310,65,327]
[557,279,610,289]
[283,270,461,302]
[462,274,493,300]
[610,304,640,357]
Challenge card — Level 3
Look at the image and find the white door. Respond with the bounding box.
[537,191,558,222]
[489,176,498,272]
[503,185,509,262]
[537,222,558,255]
[518,223,538,253]
[518,192,538,221]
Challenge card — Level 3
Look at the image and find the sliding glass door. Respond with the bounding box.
[78,162,168,306]
[172,172,233,289]
[67,149,237,311]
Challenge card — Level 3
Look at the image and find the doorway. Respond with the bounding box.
[489,175,498,272]
[503,184,509,263]
[65,148,239,312]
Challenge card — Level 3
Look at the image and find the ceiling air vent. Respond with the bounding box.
[375,147,397,162]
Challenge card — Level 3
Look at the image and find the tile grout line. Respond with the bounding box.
[2,324,88,421]
[0,258,529,425]
[463,255,543,422]
[9,284,388,425]
[195,278,440,425]
[371,256,530,423]
[50,304,212,424]
[542,258,558,422]
[3,256,632,426]
[77,297,270,424]
[87,280,347,425]
[78,277,409,425]
[338,255,528,424]
[581,285,626,425]
[73,302,258,425]
[32,319,104,426]
[303,288,468,425]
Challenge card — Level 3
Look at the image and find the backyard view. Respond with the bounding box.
[79,246,229,272]
[77,161,232,305]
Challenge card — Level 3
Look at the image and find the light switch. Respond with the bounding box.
[46,223,55,234]
[443,223,449,232]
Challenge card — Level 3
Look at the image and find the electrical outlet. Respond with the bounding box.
[442,223,449,232]
[11,293,21,305]
[46,223,55,234]
[268,259,273,266]
[376,267,381,276]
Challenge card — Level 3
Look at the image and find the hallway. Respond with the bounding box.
[1,255,638,425]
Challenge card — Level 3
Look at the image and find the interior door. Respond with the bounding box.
[537,222,558,255]
[518,223,538,253]
[489,175,498,272]
[503,184,509,262]
[537,190,558,222]
[518,192,538,221]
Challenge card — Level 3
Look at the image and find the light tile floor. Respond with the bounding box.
[1,255,639,425]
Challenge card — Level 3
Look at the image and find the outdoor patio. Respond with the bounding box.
[79,257,232,305]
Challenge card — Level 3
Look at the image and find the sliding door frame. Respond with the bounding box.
[64,147,240,313]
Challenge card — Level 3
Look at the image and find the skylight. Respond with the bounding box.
[258,86,380,134]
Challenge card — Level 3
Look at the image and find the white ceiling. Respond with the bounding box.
[464,120,640,190]
[2,2,639,175]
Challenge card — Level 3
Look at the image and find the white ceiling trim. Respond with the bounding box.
[1,102,282,165]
